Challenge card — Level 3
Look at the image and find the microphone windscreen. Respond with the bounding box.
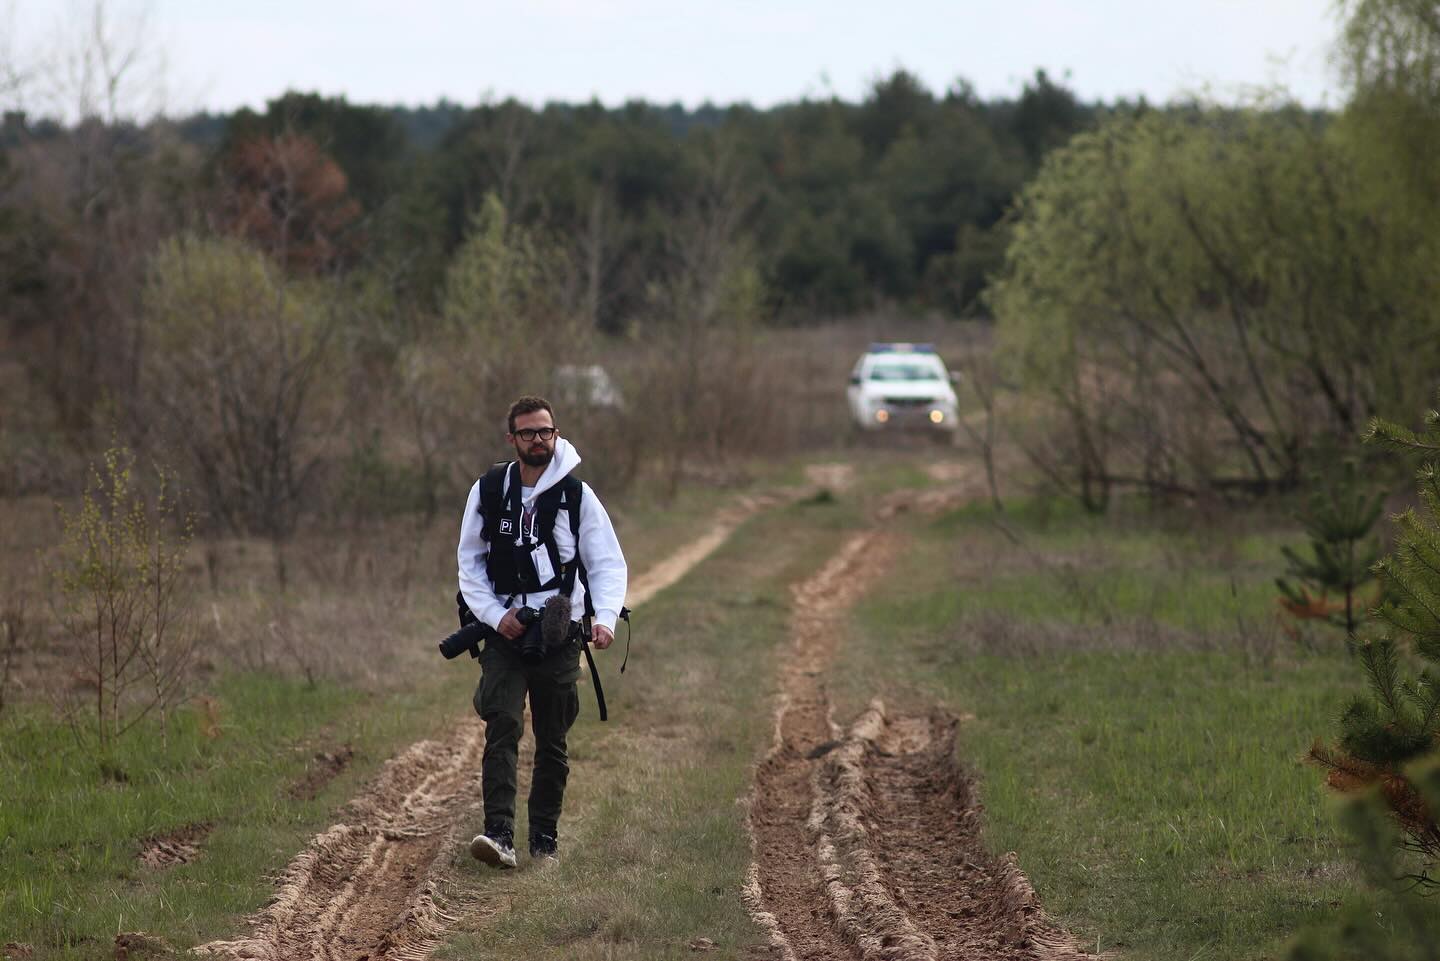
[541,594,573,648]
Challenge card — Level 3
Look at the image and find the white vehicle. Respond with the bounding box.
[847,343,959,432]
[552,364,624,410]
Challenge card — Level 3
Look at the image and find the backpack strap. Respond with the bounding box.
[566,481,631,676]
[478,461,511,544]
[553,476,591,616]
[550,478,611,722]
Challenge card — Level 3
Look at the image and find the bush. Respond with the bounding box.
[51,447,197,748]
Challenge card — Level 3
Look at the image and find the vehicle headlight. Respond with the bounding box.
[874,409,890,423]
[928,409,944,424]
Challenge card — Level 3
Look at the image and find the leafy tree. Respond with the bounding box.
[140,234,336,549]
[1330,0,1440,397]
[855,69,934,158]
[991,105,1440,507]
[1288,9,1440,951]
[221,133,362,272]
[392,193,579,507]
[224,91,406,213]
[440,192,573,343]
[1011,69,1088,168]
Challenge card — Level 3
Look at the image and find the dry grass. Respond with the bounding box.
[0,445,814,711]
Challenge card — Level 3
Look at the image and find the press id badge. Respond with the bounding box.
[530,543,555,583]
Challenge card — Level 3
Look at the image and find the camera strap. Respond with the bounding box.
[579,617,607,722]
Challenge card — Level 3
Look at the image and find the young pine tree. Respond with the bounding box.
[1276,457,1384,635]
[1287,765,1440,960]
[1309,405,1440,874]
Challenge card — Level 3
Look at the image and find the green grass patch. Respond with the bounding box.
[833,497,1379,960]
[0,670,471,957]
[924,498,1301,636]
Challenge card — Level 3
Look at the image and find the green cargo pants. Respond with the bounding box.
[472,629,582,839]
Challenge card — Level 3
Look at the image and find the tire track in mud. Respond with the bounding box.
[745,477,1098,961]
[193,474,837,961]
[194,733,483,960]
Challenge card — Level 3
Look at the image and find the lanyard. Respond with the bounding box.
[503,464,532,549]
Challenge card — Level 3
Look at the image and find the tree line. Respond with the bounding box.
[0,61,1115,513]
[3,66,1096,319]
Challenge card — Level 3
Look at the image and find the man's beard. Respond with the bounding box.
[518,446,554,468]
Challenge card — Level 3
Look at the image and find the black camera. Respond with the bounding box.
[438,596,572,662]
[436,605,545,661]
[513,605,545,661]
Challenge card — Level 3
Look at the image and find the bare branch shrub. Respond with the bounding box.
[954,351,1006,512]
[0,586,27,714]
[4,0,166,124]
[0,2,191,489]
[266,612,321,690]
[50,446,197,747]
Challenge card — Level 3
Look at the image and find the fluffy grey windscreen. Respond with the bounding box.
[541,593,573,648]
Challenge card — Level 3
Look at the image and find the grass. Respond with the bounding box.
[0,461,815,957]
[11,452,1400,960]
[0,670,471,956]
[832,494,1383,960]
[0,452,864,958]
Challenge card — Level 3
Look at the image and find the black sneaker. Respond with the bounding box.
[529,831,559,866]
[470,824,517,869]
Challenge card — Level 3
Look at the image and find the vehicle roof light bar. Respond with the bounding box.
[867,342,936,354]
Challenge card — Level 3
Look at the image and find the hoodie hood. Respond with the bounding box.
[520,437,582,503]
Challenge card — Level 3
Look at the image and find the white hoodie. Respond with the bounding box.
[456,437,628,632]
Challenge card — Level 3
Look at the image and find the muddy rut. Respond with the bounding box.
[744,487,1097,960]
[193,484,806,961]
[195,733,483,961]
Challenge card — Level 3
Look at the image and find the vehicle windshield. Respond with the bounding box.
[868,362,942,382]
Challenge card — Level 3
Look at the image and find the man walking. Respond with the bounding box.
[457,395,628,868]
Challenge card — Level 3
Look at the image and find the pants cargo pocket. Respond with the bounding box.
[475,642,526,722]
[549,641,583,686]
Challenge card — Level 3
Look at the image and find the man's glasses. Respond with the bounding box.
[514,427,558,442]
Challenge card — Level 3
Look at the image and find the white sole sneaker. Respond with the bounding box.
[469,834,517,868]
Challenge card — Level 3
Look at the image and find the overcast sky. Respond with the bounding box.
[10,0,1346,118]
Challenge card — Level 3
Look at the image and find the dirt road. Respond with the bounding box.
[193,483,807,961]
[196,461,1089,960]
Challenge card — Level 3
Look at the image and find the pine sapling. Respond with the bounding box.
[1309,403,1440,876]
[1276,458,1383,636]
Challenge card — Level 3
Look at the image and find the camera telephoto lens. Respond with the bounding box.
[438,621,486,659]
